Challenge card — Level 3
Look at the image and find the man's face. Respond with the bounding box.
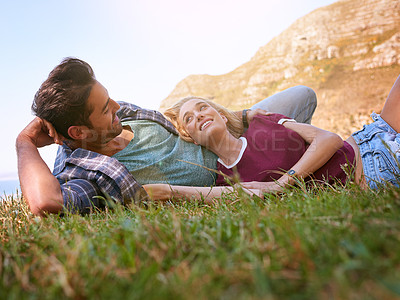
[83,81,123,145]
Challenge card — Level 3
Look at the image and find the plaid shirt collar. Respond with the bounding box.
[116,101,178,134]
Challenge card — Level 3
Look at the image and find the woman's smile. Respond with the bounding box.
[200,119,213,131]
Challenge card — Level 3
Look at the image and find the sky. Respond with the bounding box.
[0,0,337,188]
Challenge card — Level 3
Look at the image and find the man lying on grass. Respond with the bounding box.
[16,57,317,216]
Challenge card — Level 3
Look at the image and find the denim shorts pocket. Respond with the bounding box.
[375,150,396,171]
[354,125,385,145]
[373,150,399,185]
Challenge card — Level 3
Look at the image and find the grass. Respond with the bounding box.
[1,183,400,299]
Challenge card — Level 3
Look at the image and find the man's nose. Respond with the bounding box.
[111,99,120,111]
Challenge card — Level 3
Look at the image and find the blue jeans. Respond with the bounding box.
[251,85,317,124]
[352,112,400,189]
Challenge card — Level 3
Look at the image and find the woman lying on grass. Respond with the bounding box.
[144,75,400,201]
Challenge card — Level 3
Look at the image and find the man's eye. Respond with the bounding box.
[200,105,207,110]
[186,116,192,123]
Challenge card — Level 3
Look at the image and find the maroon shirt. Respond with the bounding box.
[216,114,355,186]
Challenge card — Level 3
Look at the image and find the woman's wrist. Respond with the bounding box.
[279,170,296,186]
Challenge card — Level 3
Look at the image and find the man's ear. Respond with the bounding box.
[67,125,89,140]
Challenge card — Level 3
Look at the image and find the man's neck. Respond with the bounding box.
[67,127,134,156]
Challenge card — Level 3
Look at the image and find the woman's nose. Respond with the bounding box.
[195,111,204,120]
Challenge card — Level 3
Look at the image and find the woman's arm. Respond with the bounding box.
[143,184,260,202]
[241,122,344,191]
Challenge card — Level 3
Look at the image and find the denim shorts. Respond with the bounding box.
[352,112,400,189]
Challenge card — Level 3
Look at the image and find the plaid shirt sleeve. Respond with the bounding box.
[54,145,149,215]
[60,179,103,214]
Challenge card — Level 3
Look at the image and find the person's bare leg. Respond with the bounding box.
[380,75,400,132]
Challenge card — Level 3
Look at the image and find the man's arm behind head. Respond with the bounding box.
[16,117,64,216]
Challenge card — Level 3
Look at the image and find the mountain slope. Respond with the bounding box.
[159,0,400,137]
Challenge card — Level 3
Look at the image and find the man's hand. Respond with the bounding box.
[18,117,63,148]
[246,108,271,123]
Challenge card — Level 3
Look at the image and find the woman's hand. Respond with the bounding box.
[240,180,286,194]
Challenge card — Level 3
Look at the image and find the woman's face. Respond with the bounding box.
[178,99,228,146]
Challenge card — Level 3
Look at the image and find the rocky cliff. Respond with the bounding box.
[159,0,400,137]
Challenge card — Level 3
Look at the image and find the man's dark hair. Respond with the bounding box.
[32,57,97,139]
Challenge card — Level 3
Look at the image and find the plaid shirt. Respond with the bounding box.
[53,101,178,214]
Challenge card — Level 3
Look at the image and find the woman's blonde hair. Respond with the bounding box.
[164,96,244,143]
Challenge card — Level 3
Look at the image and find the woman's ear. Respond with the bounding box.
[67,125,88,140]
[220,113,228,123]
